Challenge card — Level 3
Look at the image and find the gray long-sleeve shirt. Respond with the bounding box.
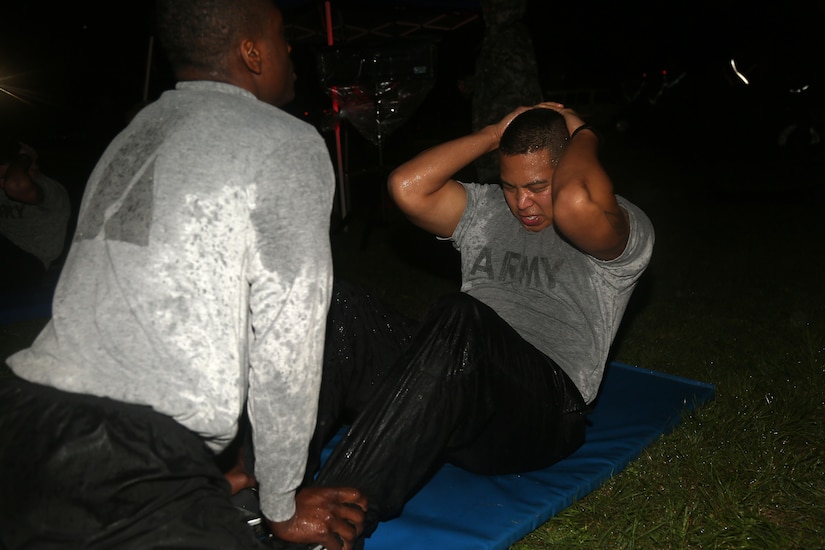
[8,81,335,521]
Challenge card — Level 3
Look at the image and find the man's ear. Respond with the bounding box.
[239,39,263,75]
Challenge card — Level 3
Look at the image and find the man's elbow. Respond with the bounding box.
[387,168,413,210]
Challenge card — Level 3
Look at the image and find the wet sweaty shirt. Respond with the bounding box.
[451,183,654,404]
[8,81,335,522]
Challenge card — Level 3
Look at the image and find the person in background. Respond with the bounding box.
[299,103,654,547]
[0,0,365,548]
[0,140,71,289]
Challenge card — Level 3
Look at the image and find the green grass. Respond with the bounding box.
[505,139,825,549]
[2,131,823,549]
[518,331,824,549]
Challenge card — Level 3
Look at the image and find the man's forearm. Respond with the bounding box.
[388,107,528,237]
[388,124,500,195]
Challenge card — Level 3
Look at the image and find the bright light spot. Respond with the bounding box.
[0,83,32,105]
[0,70,54,108]
[730,58,749,85]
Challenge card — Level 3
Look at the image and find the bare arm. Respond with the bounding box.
[221,445,367,550]
[539,103,629,261]
[388,107,528,237]
[267,487,367,550]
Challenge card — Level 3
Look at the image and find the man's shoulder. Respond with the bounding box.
[461,181,501,201]
[159,83,322,145]
[33,173,67,193]
[453,181,513,244]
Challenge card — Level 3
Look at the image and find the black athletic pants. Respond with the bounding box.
[0,377,266,549]
[305,280,588,530]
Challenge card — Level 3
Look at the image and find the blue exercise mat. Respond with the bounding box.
[353,361,715,549]
[1,282,714,550]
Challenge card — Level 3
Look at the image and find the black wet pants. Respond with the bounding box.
[306,281,587,527]
[0,377,266,549]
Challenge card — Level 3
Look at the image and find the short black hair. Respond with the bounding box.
[155,0,273,76]
[499,108,569,166]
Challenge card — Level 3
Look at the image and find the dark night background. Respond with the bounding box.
[3,5,825,547]
[1,0,824,202]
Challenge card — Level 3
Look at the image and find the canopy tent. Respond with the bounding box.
[279,0,481,45]
[137,1,485,220]
[278,0,481,44]
[276,1,482,220]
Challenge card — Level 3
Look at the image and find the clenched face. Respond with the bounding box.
[499,150,555,232]
[259,6,295,107]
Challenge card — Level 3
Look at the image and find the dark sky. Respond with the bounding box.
[1,0,822,140]
[1,2,156,135]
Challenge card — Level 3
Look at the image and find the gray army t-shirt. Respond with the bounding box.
[450,182,654,403]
